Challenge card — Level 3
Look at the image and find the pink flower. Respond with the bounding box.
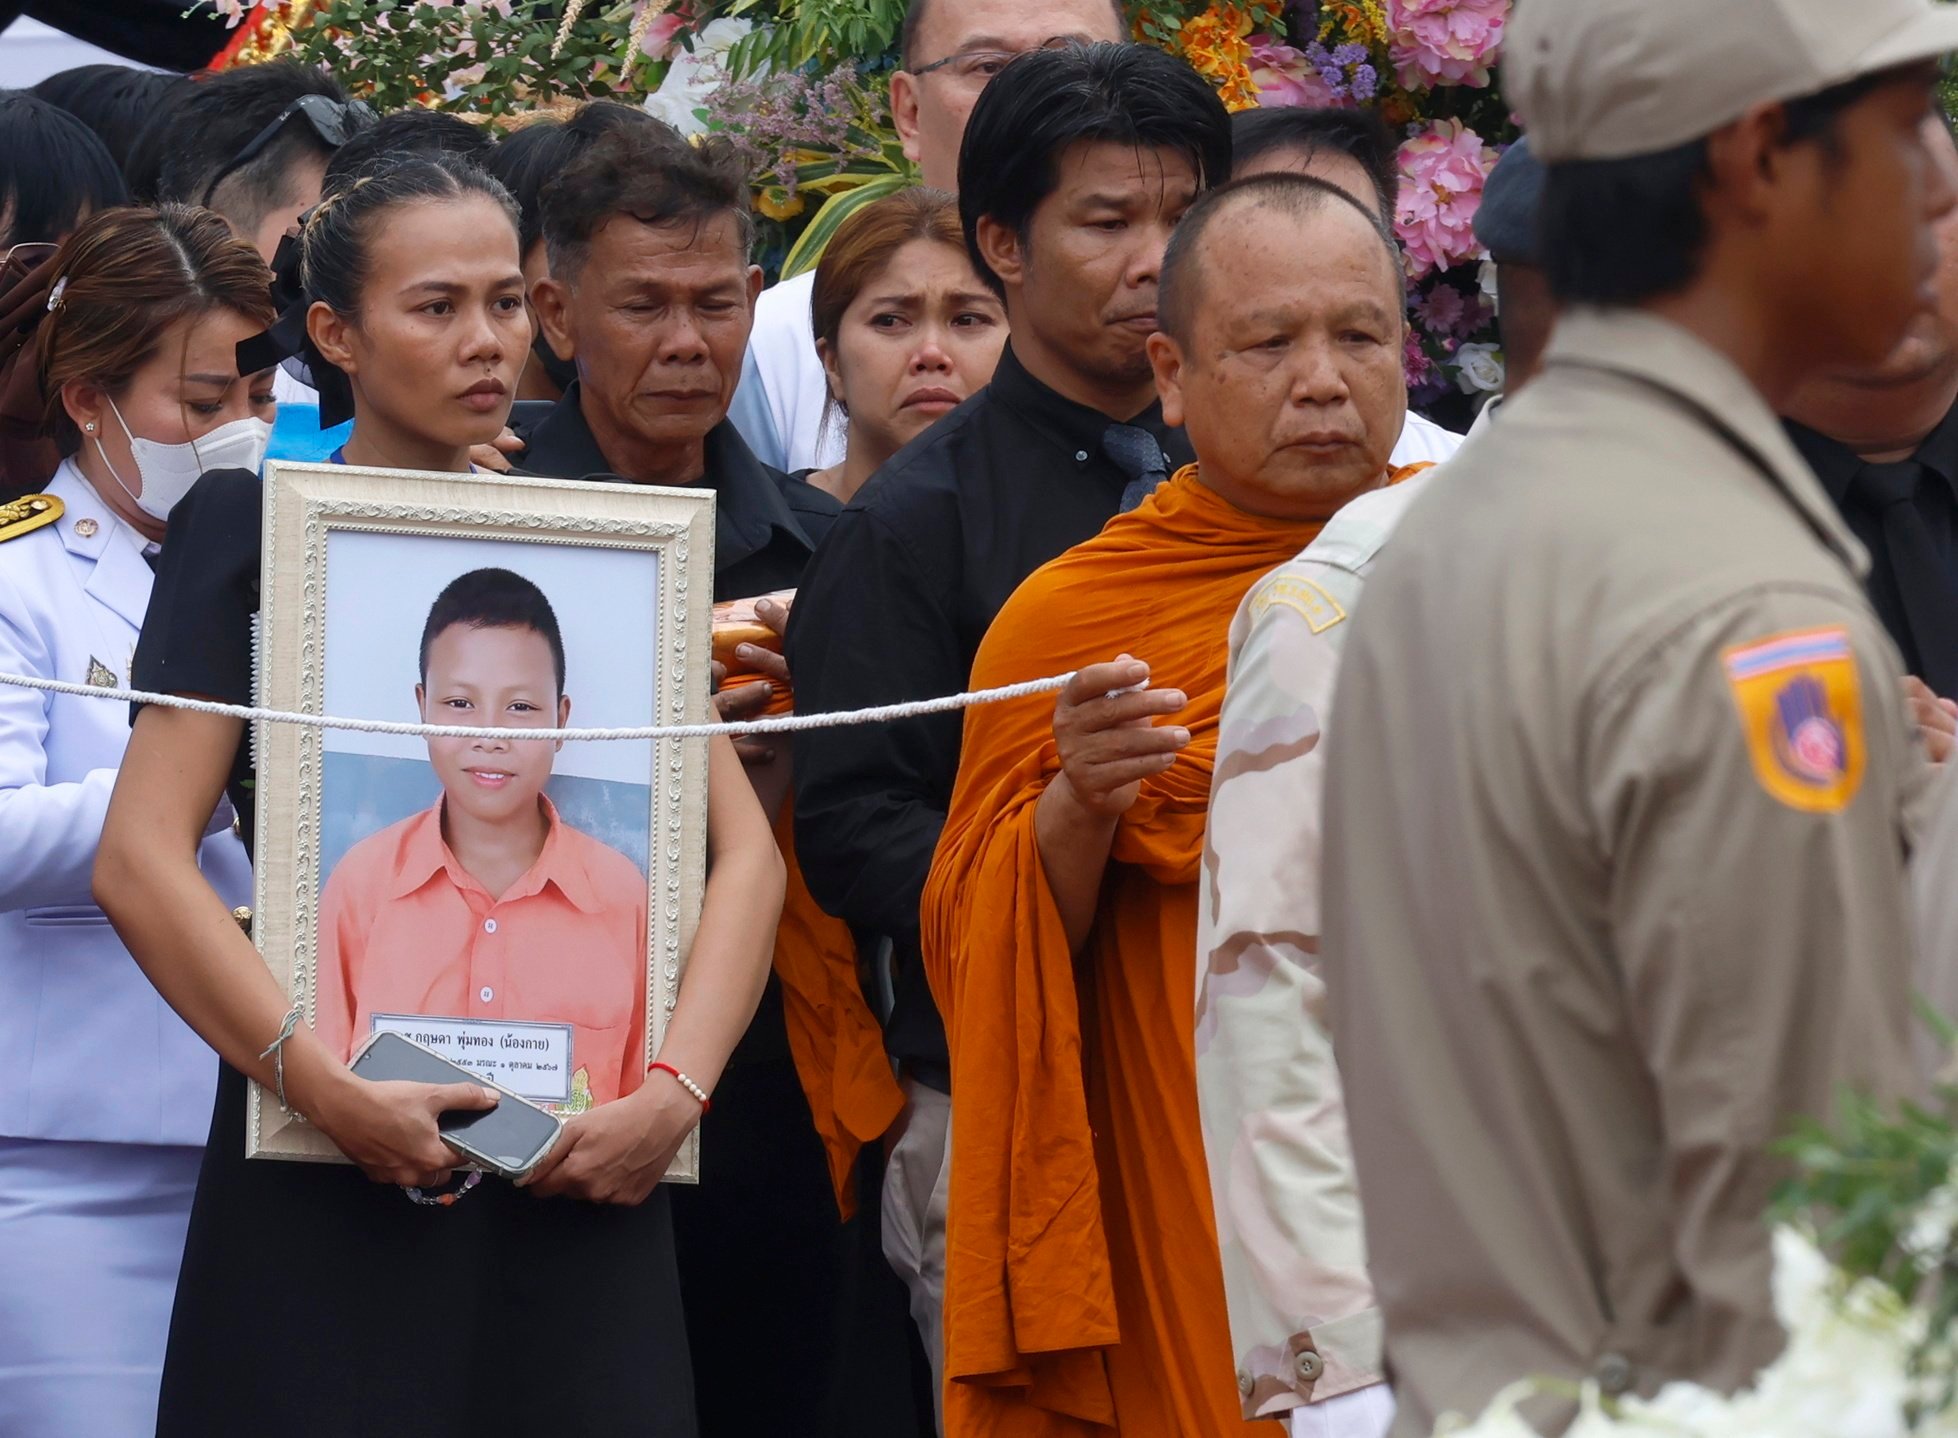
[1403,331,1437,392]
[1384,0,1508,90]
[637,10,687,59]
[209,0,250,26]
[1247,36,1339,109]
[1420,282,1467,334]
[1395,119,1497,278]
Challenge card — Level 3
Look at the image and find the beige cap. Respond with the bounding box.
[1508,0,1958,163]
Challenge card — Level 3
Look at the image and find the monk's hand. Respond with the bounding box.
[522,1079,697,1205]
[727,597,794,767]
[713,658,779,766]
[1906,675,1958,765]
[1049,657,1191,820]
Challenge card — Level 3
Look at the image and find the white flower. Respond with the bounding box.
[1434,1229,1932,1438]
[1433,1382,1550,1438]
[1906,1181,1958,1273]
[1479,258,1500,311]
[640,17,758,135]
[1454,341,1505,396]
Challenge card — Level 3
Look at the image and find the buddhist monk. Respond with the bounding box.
[921,173,1423,1438]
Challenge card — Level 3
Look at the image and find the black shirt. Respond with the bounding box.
[518,381,836,596]
[1787,399,1958,683]
[784,343,1194,1083]
[130,467,262,854]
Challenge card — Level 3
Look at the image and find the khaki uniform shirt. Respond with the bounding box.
[1321,308,1925,1436]
[1196,477,1433,1421]
[1911,764,1958,1074]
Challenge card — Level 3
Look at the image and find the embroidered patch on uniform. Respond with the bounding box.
[1253,576,1346,635]
[1721,627,1864,814]
[85,656,117,689]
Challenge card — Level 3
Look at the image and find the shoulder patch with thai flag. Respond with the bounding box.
[1721,627,1864,814]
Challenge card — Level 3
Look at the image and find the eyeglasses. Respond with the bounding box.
[909,36,1089,86]
[201,94,376,209]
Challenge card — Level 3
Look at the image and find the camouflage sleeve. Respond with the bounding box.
[1195,559,1385,1421]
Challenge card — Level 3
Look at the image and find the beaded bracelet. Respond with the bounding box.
[649,1060,711,1112]
[404,1172,483,1208]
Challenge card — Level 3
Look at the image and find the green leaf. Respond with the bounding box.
[779,173,915,279]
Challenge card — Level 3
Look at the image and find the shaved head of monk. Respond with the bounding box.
[1150,173,1408,520]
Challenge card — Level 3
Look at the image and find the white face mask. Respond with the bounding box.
[94,399,271,522]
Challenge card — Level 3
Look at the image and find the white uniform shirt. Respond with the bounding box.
[0,461,251,1146]
[728,270,1468,475]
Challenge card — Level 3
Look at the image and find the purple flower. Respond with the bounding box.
[1421,283,1467,334]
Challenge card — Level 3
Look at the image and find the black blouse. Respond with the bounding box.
[129,467,262,854]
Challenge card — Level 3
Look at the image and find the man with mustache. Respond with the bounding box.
[785,42,1231,1411]
[922,172,1419,1438]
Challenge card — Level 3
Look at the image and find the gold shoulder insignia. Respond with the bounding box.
[0,494,63,544]
[1252,573,1346,635]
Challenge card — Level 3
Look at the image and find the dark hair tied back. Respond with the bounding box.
[238,151,518,429]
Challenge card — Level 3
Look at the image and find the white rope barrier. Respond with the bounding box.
[0,670,1074,741]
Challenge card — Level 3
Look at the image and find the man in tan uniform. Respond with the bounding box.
[1319,1,1958,1433]
[1195,475,1431,1438]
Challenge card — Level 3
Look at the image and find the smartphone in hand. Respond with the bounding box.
[349,1031,562,1179]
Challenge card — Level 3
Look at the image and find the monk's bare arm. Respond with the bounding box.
[1035,660,1191,953]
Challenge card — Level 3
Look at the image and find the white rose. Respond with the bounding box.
[1453,341,1505,396]
[641,17,761,136]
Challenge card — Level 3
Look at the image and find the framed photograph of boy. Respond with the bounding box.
[248,461,714,1179]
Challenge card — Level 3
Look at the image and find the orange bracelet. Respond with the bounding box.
[649,1060,711,1112]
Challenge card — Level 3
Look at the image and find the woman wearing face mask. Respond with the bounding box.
[0,204,273,1436]
[95,153,781,1437]
[803,188,1007,505]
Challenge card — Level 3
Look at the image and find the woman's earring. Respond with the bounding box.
[83,422,95,433]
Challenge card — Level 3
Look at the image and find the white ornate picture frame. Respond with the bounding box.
[248,461,713,1182]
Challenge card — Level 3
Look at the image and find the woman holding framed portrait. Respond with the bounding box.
[96,152,784,1437]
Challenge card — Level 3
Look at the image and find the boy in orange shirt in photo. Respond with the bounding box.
[315,567,649,1112]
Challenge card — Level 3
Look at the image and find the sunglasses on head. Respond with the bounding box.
[201,94,375,209]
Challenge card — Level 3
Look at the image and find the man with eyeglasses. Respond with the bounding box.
[728,0,1127,475]
[150,60,369,264]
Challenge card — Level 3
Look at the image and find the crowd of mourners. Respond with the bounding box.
[7,0,1958,1435]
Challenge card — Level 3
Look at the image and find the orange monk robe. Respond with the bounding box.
[772,802,905,1218]
[725,673,907,1221]
[922,466,1358,1437]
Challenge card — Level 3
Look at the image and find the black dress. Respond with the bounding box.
[132,469,696,1438]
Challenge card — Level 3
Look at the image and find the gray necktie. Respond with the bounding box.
[1102,423,1170,512]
